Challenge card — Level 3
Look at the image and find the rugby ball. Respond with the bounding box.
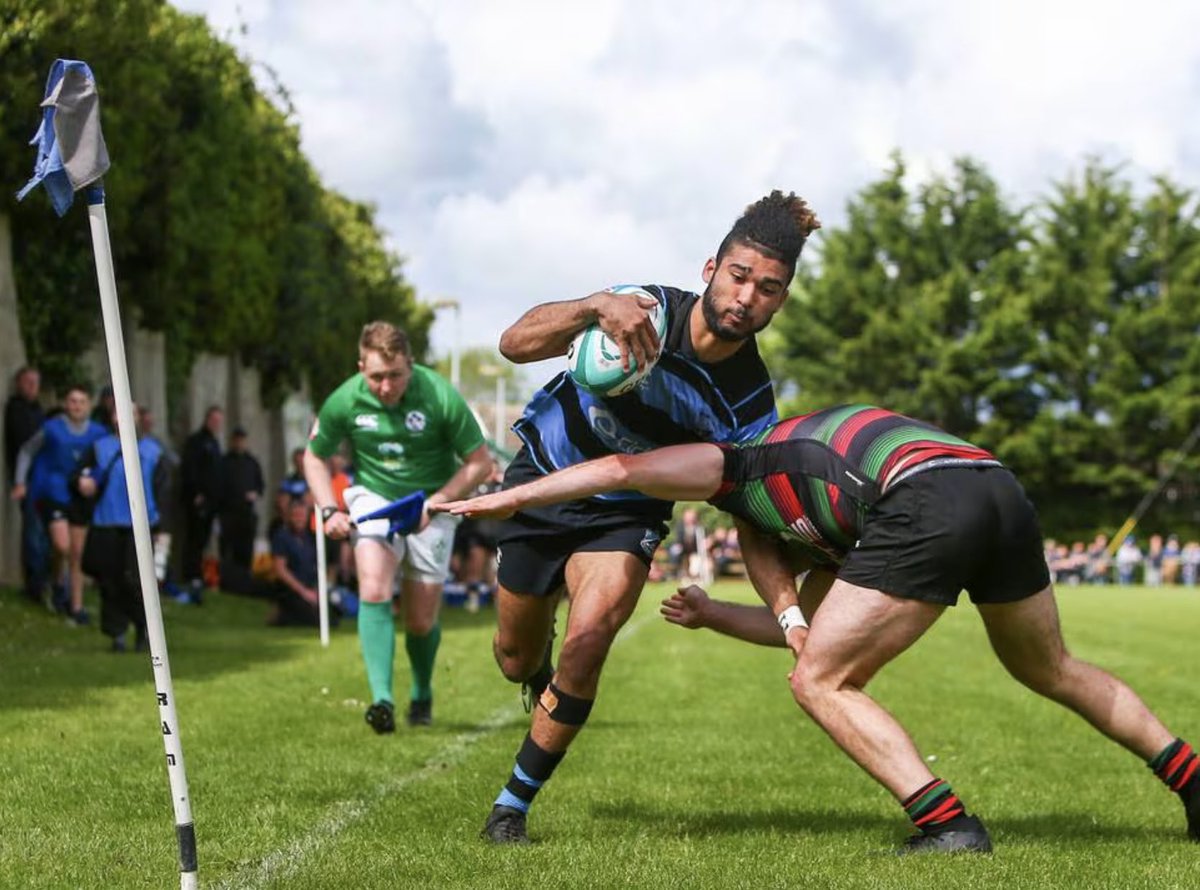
[566,285,669,397]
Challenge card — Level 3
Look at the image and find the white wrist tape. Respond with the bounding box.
[777,605,808,633]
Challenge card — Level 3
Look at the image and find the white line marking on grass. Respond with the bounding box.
[219,611,656,890]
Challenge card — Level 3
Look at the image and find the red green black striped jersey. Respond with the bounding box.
[708,405,1000,564]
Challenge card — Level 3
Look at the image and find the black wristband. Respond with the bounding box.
[320,505,341,522]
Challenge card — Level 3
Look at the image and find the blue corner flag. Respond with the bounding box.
[16,59,110,216]
[354,491,427,541]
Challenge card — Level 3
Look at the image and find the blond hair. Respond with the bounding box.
[358,321,412,362]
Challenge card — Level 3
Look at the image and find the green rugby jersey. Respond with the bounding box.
[308,364,485,500]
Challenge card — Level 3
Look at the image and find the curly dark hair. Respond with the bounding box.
[715,190,821,275]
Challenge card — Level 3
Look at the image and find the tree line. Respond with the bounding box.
[767,154,1200,539]
[1,0,430,411]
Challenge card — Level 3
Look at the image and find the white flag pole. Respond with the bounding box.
[87,185,198,890]
[316,505,330,647]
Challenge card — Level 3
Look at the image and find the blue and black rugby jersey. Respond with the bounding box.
[511,284,777,515]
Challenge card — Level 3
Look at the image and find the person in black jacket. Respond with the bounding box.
[179,405,223,593]
[217,426,264,572]
[4,366,48,603]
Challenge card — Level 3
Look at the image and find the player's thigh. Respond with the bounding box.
[354,537,399,603]
[799,578,944,690]
[976,585,1066,686]
[402,512,458,585]
[561,550,649,646]
[494,584,560,656]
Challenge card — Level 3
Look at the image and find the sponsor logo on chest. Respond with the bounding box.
[355,414,379,430]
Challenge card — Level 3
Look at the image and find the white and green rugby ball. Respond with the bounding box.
[566,285,668,397]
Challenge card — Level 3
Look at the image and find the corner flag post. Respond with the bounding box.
[316,505,330,647]
[17,59,198,890]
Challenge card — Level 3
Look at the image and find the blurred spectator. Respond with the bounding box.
[1085,534,1111,584]
[91,385,116,432]
[138,406,180,590]
[1181,541,1200,586]
[669,508,708,581]
[12,384,106,623]
[5,366,48,604]
[218,426,264,571]
[1144,534,1164,586]
[180,406,223,594]
[268,496,324,627]
[450,468,503,610]
[1115,536,1142,585]
[74,408,168,652]
[271,447,310,539]
[709,526,745,577]
[1162,534,1182,586]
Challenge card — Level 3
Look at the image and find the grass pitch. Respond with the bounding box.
[0,582,1197,889]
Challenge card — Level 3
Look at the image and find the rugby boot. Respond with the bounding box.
[406,698,432,727]
[481,805,530,845]
[1184,779,1200,841]
[898,814,993,855]
[364,700,396,734]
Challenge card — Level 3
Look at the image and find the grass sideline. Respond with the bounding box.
[0,582,1197,889]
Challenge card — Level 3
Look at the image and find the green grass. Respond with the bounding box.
[0,582,1197,889]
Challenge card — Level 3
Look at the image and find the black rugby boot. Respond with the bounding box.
[898,814,993,855]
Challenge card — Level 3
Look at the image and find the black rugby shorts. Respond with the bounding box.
[838,466,1050,606]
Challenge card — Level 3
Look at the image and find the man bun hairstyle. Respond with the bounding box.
[359,321,412,362]
[716,190,821,274]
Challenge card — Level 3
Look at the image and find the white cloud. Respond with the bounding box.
[172,0,1200,376]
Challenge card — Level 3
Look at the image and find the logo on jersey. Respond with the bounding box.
[308,418,320,440]
[639,529,661,557]
[586,406,653,454]
[405,410,427,432]
[355,414,379,430]
[378,442,405,456]
[495,547,502,566]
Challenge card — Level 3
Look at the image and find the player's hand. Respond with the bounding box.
[593,291,661,373]
[10,483,26,501]
[660,585,710,629]
[784,625,808,660]
[431,490,518,520]
[76,476,98,498]
[323,510,352,539]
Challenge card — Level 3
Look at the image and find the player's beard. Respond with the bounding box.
[701,286,770,342]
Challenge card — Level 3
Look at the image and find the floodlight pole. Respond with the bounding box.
[86,184,198,890]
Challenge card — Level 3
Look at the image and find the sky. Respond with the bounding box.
[173,0,1200,392]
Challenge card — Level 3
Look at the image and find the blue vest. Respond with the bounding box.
[38,415,107,503]
[91,434,163,528]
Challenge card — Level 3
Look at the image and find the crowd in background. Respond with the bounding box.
[1045,534,1200,586]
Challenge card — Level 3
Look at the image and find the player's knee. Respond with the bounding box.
[789,658,844,712]
[556,626,618,684]
[406,614,436,636]
[494,637,541,683]
[1004,652,1072,699]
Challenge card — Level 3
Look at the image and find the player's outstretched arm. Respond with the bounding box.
[433,443,726,519]
[661,585,786,647]
[499,290,660,371]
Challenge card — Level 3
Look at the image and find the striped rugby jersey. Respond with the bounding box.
[710,405,1001,564]
[513,285,777,514]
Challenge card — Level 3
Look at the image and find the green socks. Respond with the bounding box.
[406,623,441,703]
[358,601,396,705]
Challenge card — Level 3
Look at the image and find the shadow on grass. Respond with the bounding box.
[991,812,1175,843]
[0,586,495,714]
[590,800,897,837]
[591,802,1173,845]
